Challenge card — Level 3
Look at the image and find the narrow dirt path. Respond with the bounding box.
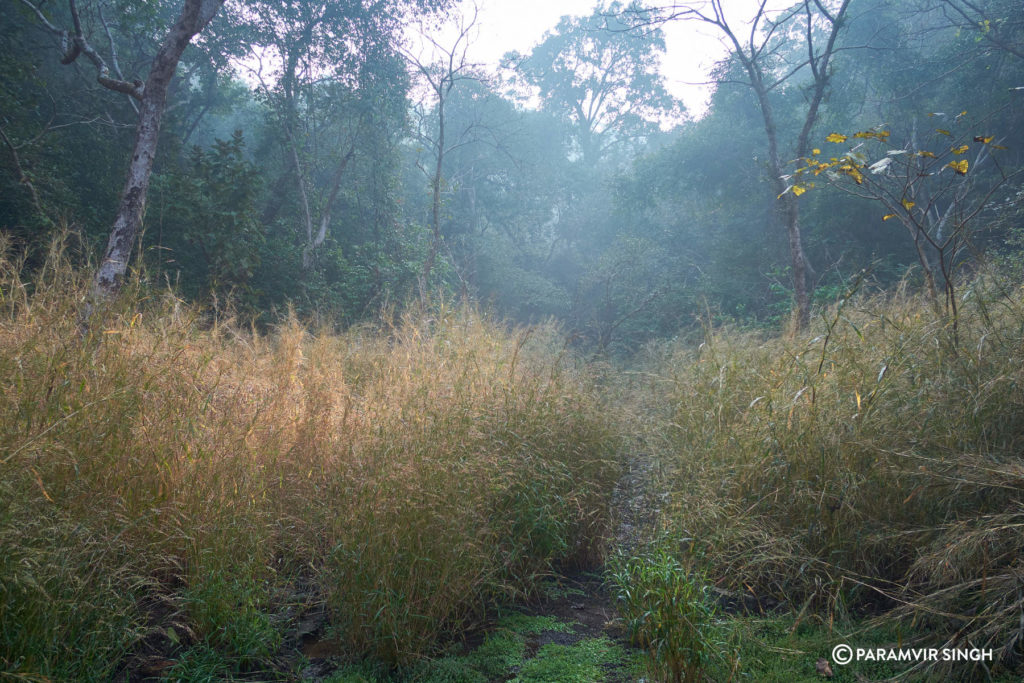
[293,450,662,681]
[489,449,663,682]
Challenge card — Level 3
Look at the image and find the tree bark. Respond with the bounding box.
[742,0,850,329]
[423,98,445,288]
[89,0,224,303]
[753,79,813,330]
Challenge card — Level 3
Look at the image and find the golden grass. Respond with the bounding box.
[0,236,621,677]
[644,272,1024,670]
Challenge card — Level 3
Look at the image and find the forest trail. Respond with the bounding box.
[295,450,662,682]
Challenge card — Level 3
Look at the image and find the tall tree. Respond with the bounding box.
[246,0,449,277]
[401,5,485,291]
[18,0,224,306]
[505,0,682,165]
[637,0,853,329]
[248,1,380,272]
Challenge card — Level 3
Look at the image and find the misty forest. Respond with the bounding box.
[2,0,1024,680]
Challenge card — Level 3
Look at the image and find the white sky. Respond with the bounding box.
[424,0,785,116]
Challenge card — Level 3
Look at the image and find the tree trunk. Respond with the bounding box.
[90,0,223,303]
[422,98,445,290]
[752,75,812,330]
[783,193,812,330]
[710,0,850,332]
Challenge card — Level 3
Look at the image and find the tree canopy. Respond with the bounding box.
[1,0,1022,343]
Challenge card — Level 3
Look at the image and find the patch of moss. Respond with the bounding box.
[539,579,588,601]
[321,613,632,683]
[497,612,576,636]
[512,636,623,683]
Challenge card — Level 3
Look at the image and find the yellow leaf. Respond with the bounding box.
[826,133,847,143]
[947,159,969,175]
[916,150,937,158]
[855,391,862,410]
[792,184,807,196]
[936,128,951,136]
[883,214,897,221]
[901,199,915,210]
[840,164,864,184]
[992,144,1008,150]
[812,148,821,155]
[853,130,891,141]
[973,135,993,143]
[951,144,969,155]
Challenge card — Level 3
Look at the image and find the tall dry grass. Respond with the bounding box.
[644,272,1024,673]
[0,236,621,678]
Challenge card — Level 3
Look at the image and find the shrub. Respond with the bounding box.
[610,542,719,683]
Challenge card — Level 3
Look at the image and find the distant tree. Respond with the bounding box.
[244,0,421,273]
[505,0,682,165]
[937,0,1024,62]
[401,5,484,291]
[151,130,264,305]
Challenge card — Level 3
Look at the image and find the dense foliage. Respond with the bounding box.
[2,0,1019,344]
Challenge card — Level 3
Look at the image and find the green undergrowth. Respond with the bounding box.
[325,612,638,683]
[512,636,626,683]
[609,540,721,683]
[0,238,622,679]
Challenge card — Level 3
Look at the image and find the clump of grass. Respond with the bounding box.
[643,271,1024,676]
[609,541,720,683]
[0,235,621,677]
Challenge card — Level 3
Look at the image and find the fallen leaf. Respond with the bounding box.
[815,655,831,679]
[816,657,834,678]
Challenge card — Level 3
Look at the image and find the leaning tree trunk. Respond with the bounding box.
[90,0,224,304]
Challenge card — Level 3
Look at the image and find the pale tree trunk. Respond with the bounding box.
[300,143,357,270]
[91,0,225,304]
[23,0,224,318]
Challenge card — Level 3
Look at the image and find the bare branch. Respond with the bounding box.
[0,124,50,223]
[20,0,144,100]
